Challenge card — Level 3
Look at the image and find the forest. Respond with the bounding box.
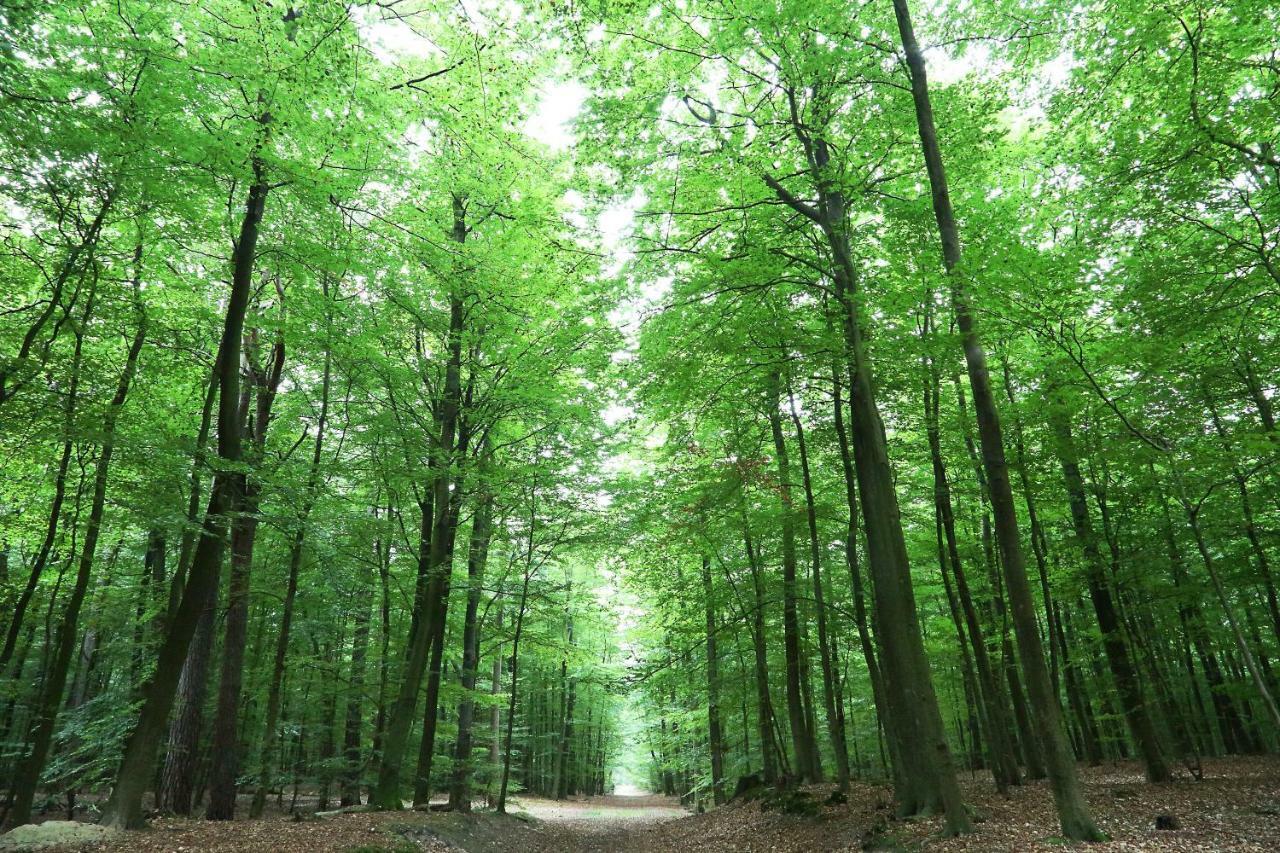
[0,0,1278,851]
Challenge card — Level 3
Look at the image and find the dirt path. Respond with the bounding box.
[508,793,689,852]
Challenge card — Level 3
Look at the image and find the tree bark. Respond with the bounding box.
[7,273,145,828]
[766,370,819,783]
[701,554,727,805]
[890,0,1101,836]
[206,331,285,821]
[1051,410,1170,782]
[787,379,850,789]
[373,195,467,809]
[448,489,495,811]
[102,163,269,831]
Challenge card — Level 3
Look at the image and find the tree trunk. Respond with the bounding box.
[102,163,268,831]
[739,500,779,785]
[788,381,850,789]
[766,370,819,783]
[6,295,145,829]
[890,0,1100,836]
[250,344,332,817]
[497,567,533,813]
[923,340,1021,791]
[206,333,285,821]
[1051,410,1169,782]
[448,490,495,811]
[373,196,468,809]
[701,554,726,805]
[0,281,98,672]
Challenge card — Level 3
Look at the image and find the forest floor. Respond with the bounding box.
[11,757,1280,852]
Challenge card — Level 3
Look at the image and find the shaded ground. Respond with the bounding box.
[10,757,1279,851]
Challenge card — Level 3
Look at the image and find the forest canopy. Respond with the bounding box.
[0,0,1277,849]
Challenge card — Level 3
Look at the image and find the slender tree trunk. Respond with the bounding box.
[739,500,779,785]
[1176,481,1280,729]
[102,163,269,831]
[0,282,98,672]
[250,345,332,817]
[0,188,114,407]
[7,283,146,828]
[340,506,380,807]
[206,333,285,821]
[701,554,727,805]
[829,367,892,777]
[497,567,533,813]
[923,340,1021,792]
[1001,357,1063,694]
[1050,411,1169,782]
[766,370,818,783]
[788,381,850,789]
[374,197,467,808]
[891,0,1100,836]
[448,489,494,812]
[486,606,503,807]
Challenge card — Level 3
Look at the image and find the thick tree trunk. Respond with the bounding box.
[766,109,968,824]
[157,373,221,813]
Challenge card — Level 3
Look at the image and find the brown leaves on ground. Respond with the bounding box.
[632,756,1280,852]
[27,756,1280,852]
[40,810,451,853]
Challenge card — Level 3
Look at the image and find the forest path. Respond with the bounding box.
[508,793,689,852]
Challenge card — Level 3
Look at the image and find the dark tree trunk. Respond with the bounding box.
[890,0,1100,836]
[250,344,332,817]
[765,103,969,825]
[448,489,494,812]
[788,381,850,789]
[1051,411,1170,782]
[830,367,891,776]
[7,274,145,827]
[766,370,819,783]
[496,566,533,813]
[373,196,468,809]
[340,506,379,807]
[739,501,779,785]
[158,369,221,814]
[922,339,1021,791]
[0,282,97,673]
[102,163,269,831]
[701,554,726,805]
[206,332,285,821]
